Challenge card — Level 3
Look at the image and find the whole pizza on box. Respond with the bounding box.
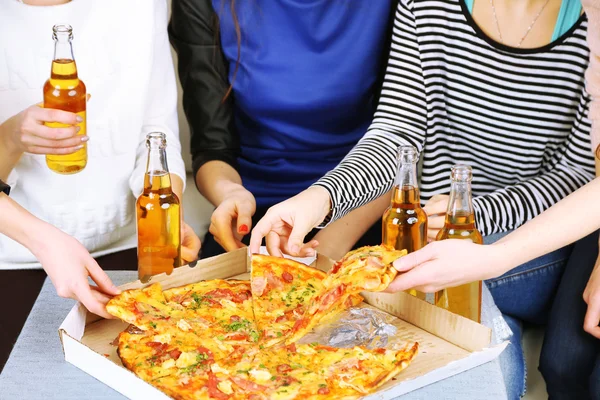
[106,245,418,399]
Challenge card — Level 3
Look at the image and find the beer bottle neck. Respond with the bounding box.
[144,139,171,192]
[51,34,77,79]
[394,162,420,198]
[447,180,474,216]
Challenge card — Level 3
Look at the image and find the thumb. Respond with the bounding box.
[287,220,314,256]
[87,257,121,296]
[236,203,254,235]
[393,244,436,273]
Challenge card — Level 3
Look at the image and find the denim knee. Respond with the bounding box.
[539,343,592,400]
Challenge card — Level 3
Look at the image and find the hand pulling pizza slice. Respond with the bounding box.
[250,255,362,348]
[285,245,406,344]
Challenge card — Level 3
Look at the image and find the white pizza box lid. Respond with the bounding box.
[58,247,508,399]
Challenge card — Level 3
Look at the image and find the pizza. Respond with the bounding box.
[106,280,260,361]
[285,245,407,344]
[250,255,362,347]
[107,245,417,399]
[117,329,419,400]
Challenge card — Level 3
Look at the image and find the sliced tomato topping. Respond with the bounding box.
[275,315,287,323]
[374,348,386,354]
[281,271,293,283]
[225,332,249,341]
[275,375,298,387]
[276,364,292,374]
[318,284,347,311]
[230,315,241,322]
[231,376,269,392]
[318,386,330,395]
[146,342,169,355]
[291,318,308,333]
[197,346,215,362]
[285,343,297,353]
[331,261,343,274]
[206,372,230,400]
[169,349,182,360]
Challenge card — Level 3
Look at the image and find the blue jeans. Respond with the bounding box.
[483,232,574,400]
[539,231,600,400]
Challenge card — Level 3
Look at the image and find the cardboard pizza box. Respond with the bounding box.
[58,247,508,399]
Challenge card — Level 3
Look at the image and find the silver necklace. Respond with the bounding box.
[490,0,551,48]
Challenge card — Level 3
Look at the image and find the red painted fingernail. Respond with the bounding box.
[239,224,249,234]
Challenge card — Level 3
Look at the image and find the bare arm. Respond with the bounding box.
[196,161,243,207]
[313,191,391,260]
[0,192,119,318]
[0,125,22,181]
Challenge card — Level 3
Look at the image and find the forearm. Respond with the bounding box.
[195,161,243,207]
[493,178,600,271]
[0,193,52,253]
[314,191,391,260]
[0,121,23,181]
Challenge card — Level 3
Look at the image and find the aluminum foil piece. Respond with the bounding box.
[297,306,408,350]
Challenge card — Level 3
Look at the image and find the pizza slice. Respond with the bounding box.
[285,245,406,344]
[108,280,261,361]
[163,279,261,346]
[106,283,186,331]
[199,342,419,399]
[250,255,362,348]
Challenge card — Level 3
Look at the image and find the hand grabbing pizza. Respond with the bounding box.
[32,225,121,319]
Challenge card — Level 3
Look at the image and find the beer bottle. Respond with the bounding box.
[43,24,87,174]
[382,145,433,302]
[136,133,181,283]
[436,165,483,322]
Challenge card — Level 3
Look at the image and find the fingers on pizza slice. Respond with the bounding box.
[328,245,408,293]
[106,283,182,331]
[250,254,362,348]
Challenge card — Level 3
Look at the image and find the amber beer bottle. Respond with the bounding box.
[136,133,181,283]
[382,145,433,302]
[43,24,87,174]
[436,165,483,322]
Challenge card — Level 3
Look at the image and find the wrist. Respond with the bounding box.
[214,179,246,205]
[0,118,20,155]
[307,185,332,222]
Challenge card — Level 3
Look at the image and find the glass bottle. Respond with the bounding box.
[44,24,87,174]
[382,145,433,303]
[436,165,483,322]
[136,133,181,283]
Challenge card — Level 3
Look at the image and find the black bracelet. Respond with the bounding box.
[0,180,10,196]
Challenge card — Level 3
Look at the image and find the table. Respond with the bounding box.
[0,271,508,399]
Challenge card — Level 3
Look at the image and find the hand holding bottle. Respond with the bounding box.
[0,104,85,156]
[423,194,449,242]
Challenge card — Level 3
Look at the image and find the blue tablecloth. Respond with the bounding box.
[0,271,507,399]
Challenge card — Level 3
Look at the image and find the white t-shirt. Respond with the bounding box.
[0,0,186,268]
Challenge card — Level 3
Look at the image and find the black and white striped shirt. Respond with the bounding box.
[315,0,595,236]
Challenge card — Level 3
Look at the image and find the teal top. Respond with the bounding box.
[464,0,582,41]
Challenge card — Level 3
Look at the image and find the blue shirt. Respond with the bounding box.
[214,0,393,206]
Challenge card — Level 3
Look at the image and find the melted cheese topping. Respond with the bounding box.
[211,364,230,375]
[175,352,197,369]
[152,333,172,344]
[176,319,192,332]
[249,368,272,383]
[217,380,233,395]
[161,359,175,369]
